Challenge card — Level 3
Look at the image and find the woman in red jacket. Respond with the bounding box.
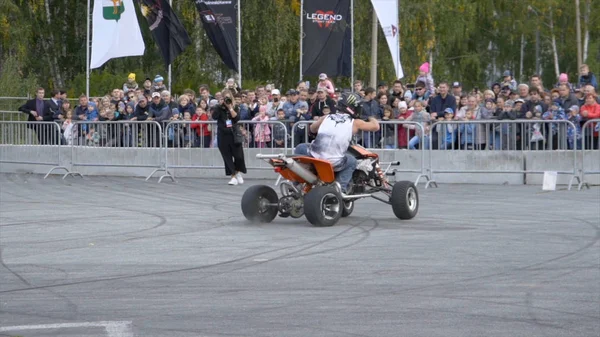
[580,93,600,149]
[191,106,212,148]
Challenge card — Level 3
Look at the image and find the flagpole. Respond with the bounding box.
[299,0,303,82]
[350,0,354,89]
[396,0,401,79]
[168,0,172,92]
[237,0,242,88]
[86,0,91,97]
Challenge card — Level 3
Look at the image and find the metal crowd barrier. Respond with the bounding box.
[578,118,600,190]
[428,119,582,190]
[0,118,597,189]
[0,121,79,179]
[161,120,290,183]
[69,120,169,181]
[290,119,437,188]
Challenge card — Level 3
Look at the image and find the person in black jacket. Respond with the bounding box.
[18,87,59,144]
[212,91,247,185]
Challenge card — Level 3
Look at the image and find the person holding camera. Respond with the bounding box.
[212,91,247,185]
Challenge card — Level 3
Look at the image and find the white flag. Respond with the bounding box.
[371,0,403,79]
[90,0,145,69]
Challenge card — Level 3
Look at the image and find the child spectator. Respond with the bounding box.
[61,110,76,145]
[579,64,597,90]
[501,70,517,92]
[435,108,456,149]
[152,75,167,93]
[181,111,193,147]
[397,105,414,149]
[459,110,476,149]
[490,100,514,150]
[270,108,289,148]
[543,100,567,149]
[381,105,396,149]
[394,100,407,119]
[178,95,195,116]
[123,73,139,94]
[122,102,136,147]
[252,105,271,148]
[191,106,211,148]
[404,101,431,149]
[566,105,582,150]
[142,78,152,96]
[555,73,574,92]
[416,62,435,96]
[480,99,496,119]
[317,73,335,96]
[580,93,600,149]
[525,106,545,150]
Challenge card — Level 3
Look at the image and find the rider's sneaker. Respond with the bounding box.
[228,177,238,185]
[235,172,244,184]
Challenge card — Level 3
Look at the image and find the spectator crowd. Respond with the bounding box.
[18,65,600,150]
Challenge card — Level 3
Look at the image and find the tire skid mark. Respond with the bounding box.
[0,246,80,320]
[0,215,377,294]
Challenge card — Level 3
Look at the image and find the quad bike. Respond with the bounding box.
[241,144,419,227]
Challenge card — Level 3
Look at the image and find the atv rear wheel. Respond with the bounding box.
[390,181,419,220]
[304,186,343,227]
[241,185,279,223]
[341,200,354,217]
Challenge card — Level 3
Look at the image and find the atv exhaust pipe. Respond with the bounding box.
[283,158,319,185]
[255,153,319,185]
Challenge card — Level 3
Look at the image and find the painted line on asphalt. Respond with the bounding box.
[0,321,133,337]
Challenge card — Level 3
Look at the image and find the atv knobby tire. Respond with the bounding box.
[390,181,419,220]
[304,186,343,227]
[341,200,354,217]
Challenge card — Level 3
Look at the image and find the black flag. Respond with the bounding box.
[193,0,239,72]
[302,0,352,77]
[138,0,192,66]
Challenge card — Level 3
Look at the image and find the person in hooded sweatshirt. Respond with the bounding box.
[578,64,597,90]
[133,95,153,146]
[146,92,172,147]
[134,96,150,120]
[148,92,172,123]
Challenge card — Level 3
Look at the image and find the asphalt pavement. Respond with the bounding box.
[0,173,598,337]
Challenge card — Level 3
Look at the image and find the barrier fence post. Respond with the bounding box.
[578,118,600,190]
[0,121,81,179]
[425,119,580,189]
[67,121,170,181]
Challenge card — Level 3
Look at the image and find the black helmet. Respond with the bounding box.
[336,92,363,117]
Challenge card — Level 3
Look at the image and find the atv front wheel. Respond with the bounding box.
[304,186,343,227]
[241,185,279,223]
[390,181,419,220]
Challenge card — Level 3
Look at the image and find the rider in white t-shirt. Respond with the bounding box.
[294,92,380,193]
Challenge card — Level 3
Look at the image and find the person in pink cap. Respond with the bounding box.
[317,73,335,96]
[555,73,574,92]
[415,62,436,97]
